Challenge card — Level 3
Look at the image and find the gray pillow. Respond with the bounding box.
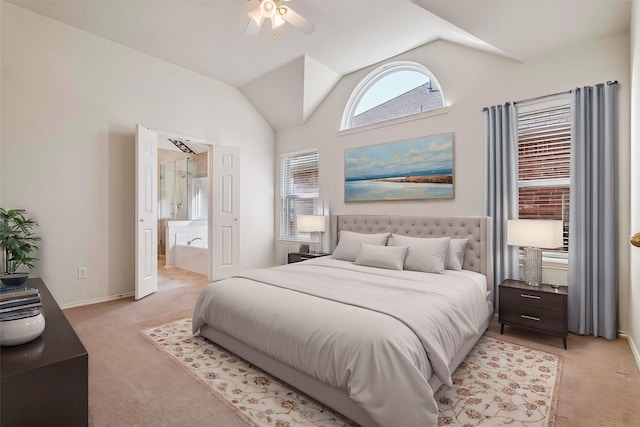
[332,231,390,262]
[389,234,451,274]
[447,238,468,271]
[354,243,408,270]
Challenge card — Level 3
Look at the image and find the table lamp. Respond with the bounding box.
[507,219,563,286]
[296,215,326,254]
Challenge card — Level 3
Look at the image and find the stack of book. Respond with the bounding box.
[0,285,42,322]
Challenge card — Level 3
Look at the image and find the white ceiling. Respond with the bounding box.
[6,0,631,129]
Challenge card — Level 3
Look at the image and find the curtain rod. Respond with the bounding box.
[482,81,619,112]
[482,90,568,112]
[513,89,570,106]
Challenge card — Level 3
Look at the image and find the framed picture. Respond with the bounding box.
[345,133,454,202]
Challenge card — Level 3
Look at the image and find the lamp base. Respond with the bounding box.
[522,247,543,286]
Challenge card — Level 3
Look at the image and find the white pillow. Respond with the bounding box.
[447,238,468,271]
[389,234,451,274]
[332,231,390,262]
[354,243,408,270]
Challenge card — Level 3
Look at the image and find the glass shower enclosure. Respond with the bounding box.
[159,157,208,221]
[158,155,208,256]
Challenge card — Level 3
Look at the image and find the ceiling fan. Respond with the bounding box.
[245,0,315,40]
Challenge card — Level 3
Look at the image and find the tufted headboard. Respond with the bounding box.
[330,215,493,286]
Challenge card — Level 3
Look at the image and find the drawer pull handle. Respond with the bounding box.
[521,315,541,321]
[520,294,541,300]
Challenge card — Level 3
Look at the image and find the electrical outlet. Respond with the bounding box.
[78,267,88,279]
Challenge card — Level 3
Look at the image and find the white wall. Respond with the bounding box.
[0,3,275,306]
[0,2,2,205]
[629,0,640,366]
[277,34,632,332]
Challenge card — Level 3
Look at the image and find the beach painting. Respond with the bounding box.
[345,133,454,202]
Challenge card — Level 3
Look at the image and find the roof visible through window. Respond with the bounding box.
[342,62,445,130]
[354,71,430,115]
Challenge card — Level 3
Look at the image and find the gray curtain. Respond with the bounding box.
[484,103,520,306]
[568,82,619,339]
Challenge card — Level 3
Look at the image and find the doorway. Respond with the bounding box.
[157,137,210,283]
[135,125,240,300]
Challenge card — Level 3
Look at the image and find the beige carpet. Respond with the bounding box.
[62,270,640,427]
[142,318,562,427]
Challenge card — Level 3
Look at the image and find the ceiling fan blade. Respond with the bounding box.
[278,6,315,34]
[245,5,264,35]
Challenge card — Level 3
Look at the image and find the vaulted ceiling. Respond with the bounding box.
[6,0,631,130]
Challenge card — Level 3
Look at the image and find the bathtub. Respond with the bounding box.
[165,221,208,272]
[174,242,209,276]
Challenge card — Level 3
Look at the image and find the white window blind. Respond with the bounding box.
[517,99,571,252]
[518,105,571,183]
[280,150,320,240]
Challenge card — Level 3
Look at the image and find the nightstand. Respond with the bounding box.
[287,252,330,264]
[499,279,568,349]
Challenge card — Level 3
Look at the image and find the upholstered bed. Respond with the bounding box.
[192,215,494,427]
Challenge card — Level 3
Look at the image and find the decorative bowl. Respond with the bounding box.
[0,312,45,346]
[0,273,29,287]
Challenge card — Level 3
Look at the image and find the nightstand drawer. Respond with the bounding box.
[500,286,565,312]
[500,304,566,335]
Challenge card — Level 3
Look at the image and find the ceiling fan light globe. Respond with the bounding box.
[274,15,286,28]
[260,0,277,18]
[247,6,264,26]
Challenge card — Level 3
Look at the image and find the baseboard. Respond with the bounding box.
[605,330,640,371]
[628,333,640,372]
[60,292,134,310]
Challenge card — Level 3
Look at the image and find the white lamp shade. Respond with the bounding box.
[297,215,325,233]
[507,219,563,249]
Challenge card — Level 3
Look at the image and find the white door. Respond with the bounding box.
[211,146,240,280]
[135,125,158,299]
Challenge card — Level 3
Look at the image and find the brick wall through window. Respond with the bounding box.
[519,186,570,249]
[517,97,571,252]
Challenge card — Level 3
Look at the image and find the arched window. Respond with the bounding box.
[341,61,445,130]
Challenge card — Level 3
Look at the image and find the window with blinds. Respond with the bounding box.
[517,97,571,252]
[280,150,320,240]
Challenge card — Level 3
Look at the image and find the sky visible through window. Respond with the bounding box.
[354,70,430,115]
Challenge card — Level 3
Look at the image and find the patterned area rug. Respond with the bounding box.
[141,318,562,427]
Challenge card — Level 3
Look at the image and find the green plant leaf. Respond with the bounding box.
[0,208,40,274]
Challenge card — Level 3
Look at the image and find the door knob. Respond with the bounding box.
[631,232,640,248]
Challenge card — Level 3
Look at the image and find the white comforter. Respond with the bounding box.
[192,257,491,427]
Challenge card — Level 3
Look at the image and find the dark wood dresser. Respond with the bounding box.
[1,278,88,427]
[499,279,568,349]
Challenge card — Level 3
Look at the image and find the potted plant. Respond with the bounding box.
[0,208,41,287]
